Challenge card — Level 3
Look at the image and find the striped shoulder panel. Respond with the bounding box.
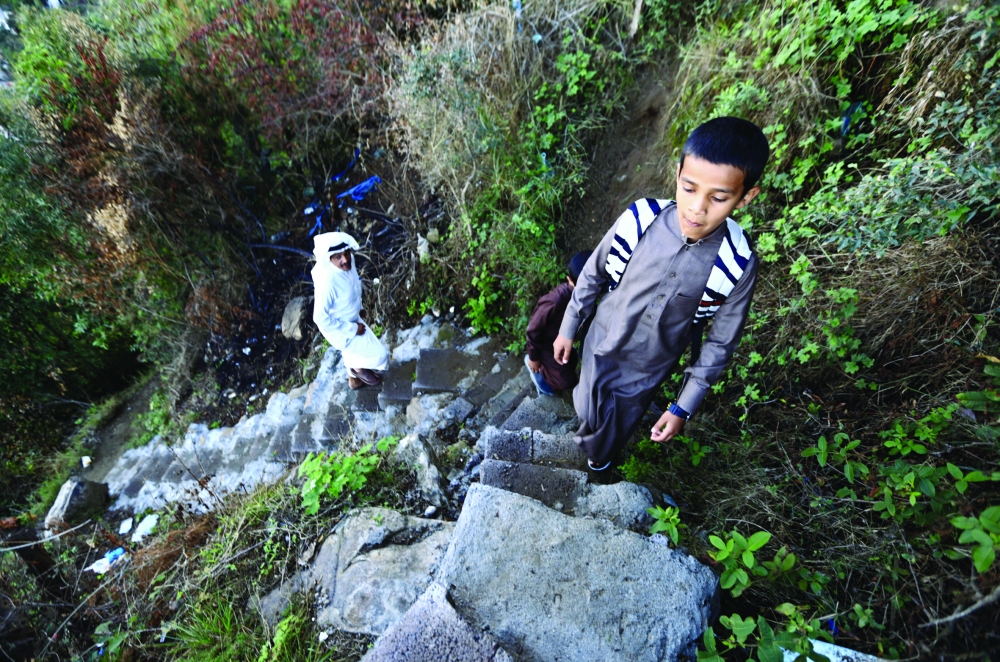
[694,217,754,323]
[606,198,674,291]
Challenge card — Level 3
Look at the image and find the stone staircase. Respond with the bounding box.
[99,316,719,661]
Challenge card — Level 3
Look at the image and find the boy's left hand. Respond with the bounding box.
[651,411,685,443]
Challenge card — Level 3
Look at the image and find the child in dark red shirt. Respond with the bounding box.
[525,251,592,396]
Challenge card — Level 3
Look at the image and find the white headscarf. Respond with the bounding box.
[312,231,360,263]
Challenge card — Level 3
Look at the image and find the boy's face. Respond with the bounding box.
[675,155,760,241]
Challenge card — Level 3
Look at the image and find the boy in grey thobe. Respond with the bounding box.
[554,117,768,468]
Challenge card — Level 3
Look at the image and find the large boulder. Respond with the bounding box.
[281,296,312,341]
[45,477,109,530]
[437,484,718,662]
[257,508,454,636]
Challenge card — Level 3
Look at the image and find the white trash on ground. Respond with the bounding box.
[130,514,159,543]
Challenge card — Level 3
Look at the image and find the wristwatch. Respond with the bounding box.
[668,402,691,421]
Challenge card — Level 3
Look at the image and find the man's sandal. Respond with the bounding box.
[350,368,382,387]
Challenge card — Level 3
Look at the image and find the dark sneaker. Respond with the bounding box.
[587,458,611,471]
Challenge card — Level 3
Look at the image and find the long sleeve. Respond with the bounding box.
[526,298,557,361]
[676,254,759,415]
[558,222,619,340]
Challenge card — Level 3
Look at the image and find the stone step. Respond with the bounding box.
[265,426,296,464]
[479,459,586,514]
[289,414,328,459]
[479,427,587,470]
[464,354,523,407]
[159,445,224,484]
[499,394,577,436]
[476,372,533,429]
[118,443,177,499]
[437,484,718,662]
[349,386,383,413]
[361,583,514,662]
[378,360,416,410]
[218,431,271,474]
[479,457,655,531]
[412,348,485,396]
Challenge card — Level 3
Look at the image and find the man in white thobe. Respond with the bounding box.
[311,232,389,389]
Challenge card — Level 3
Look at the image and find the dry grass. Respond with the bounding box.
[132,515,216,590]
[386,0,629,207]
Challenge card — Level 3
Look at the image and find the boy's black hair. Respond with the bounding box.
[568,250,592,283]
[680,116,770,192]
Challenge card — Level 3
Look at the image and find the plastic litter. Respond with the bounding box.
[81,456,92,468]
[85,547,126,574]
[423,506,438,518]
[330,148,360,183]
[336,176,382,204]
[308,207,327,237]
[130,514,159,543]
[118,518,133,535]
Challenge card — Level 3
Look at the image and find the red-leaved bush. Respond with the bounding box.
[184,0,421,152]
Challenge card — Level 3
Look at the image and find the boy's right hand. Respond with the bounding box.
[553,334,573,365]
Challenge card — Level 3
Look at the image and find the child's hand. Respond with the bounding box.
[553,334,573,365]
[651,411,685,443]
[527,358,542,373]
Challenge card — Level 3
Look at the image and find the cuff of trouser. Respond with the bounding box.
[676,383,707,418]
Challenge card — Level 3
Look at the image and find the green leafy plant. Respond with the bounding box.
[697,615,787,662]
[708,529,773,597]
[950,506,1000,573]
[880,405,956,457]
[957,362,1000,439]
[946,463,1000,494]
[132,391,172,448]
[848,603,884,630]
[298,436,399,515]
[647,505,685,544]
[677,435,710,466]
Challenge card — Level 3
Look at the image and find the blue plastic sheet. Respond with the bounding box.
[303,148,361,217]
[336,176,382,204]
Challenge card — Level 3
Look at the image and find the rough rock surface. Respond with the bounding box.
[360,583,514,662]
[394,433,447,507]
[437,484,717,662]
[281,296,312,340]
[44,477,109,529]
[258,508,454,635]
[478,457,654,530]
